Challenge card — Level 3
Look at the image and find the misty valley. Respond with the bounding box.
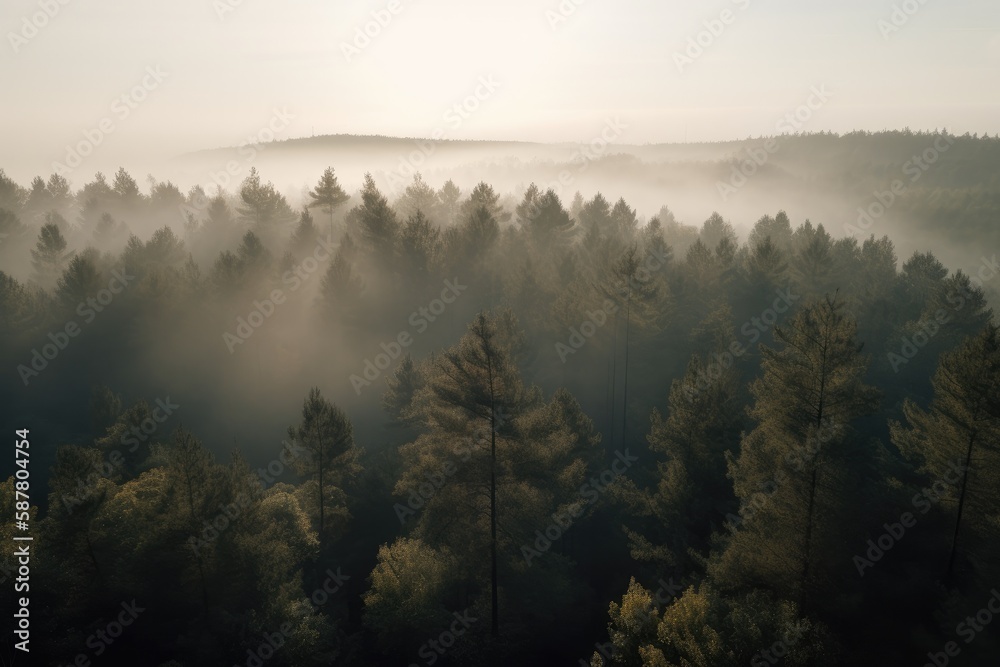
[1,128,999,666]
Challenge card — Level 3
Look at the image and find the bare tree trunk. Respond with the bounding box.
[799,339,829,612]
[85,530,102,580]
[319,431,325,554]
[947,430,977,583]
[622,286,632,449]
[184,478,209,611]
[608,309,619,455]
[799,466,818,612]
[488,357,499,639]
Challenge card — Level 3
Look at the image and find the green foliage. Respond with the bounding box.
[598,580,833,666]
[31,221,71,287]
[2,148,999,666]
[715,295,880,607]
[308,166,351,227]
[238,167,296,232]
[287,388,361,542]
[891,324,1000,585]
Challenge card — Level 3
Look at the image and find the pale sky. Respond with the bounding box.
[1,0,998,183]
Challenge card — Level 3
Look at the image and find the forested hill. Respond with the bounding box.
[170,130,1000,273]
[0,153,998,666]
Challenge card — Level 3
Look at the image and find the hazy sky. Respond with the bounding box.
[1,0,998,182]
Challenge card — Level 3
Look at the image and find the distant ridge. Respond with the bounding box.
[175,129,999,163]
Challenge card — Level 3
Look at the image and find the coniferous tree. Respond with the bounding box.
[569,191,584,220]
[517,187,575,251]
[308,166,350,234]
[410,310,525,638]
[458,181,509,224]
[579,192,613,238]
[46,172,73,212]
[394,173,440,222]
[290,207,320,257]
[388,309,602,642]
[89,385,123,440]
[620,348,745,574]
[31,222,71,287]
[0,270,36,335]
[438,179,462,226]
[699,212,737,252]
[610,197,638,240]
[0,208,29,250]
[748,211,793,254]
[160,428,217,610]
[891,324,1000,584]
[23,175,52,222]
[791,222,836,297]
[595,579,832,667]
[354,173,400,265]
[56,250,103,310]
[713,295,880,612]
[287,388,361,551]
[238,167,295,232]
[320,245,365,322]
[399,209,440,280]
[0,167,26,212]
[382,353,425,427]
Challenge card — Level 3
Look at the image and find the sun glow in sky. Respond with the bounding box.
[1,0,998,181]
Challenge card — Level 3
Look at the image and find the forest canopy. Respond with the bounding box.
[1,153,999,666]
